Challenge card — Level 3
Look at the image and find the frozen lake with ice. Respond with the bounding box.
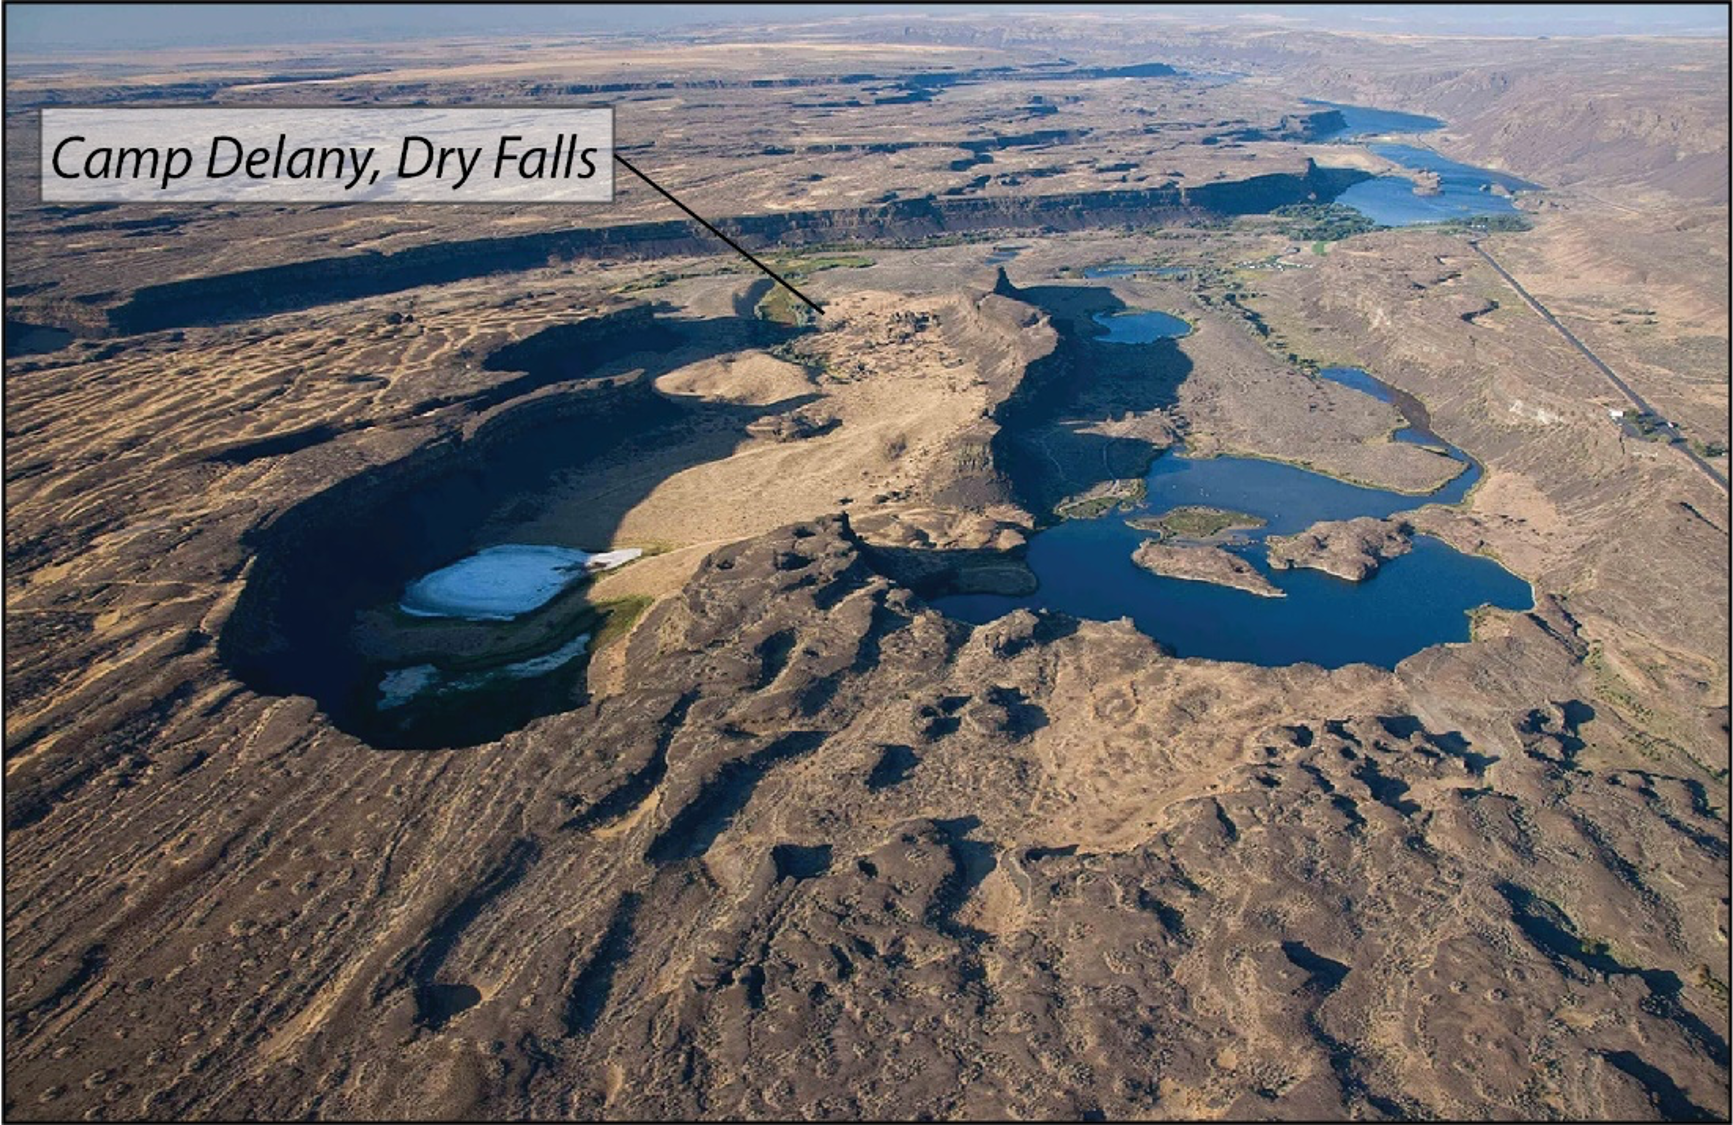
[399,544,642,620]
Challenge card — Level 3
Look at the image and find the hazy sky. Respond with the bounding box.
[7,3,1728,53]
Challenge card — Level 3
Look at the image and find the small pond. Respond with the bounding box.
[1091,308,1192,344]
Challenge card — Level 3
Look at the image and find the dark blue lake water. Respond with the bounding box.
[935,354,1530,668]
[940,523,1526,668]
[4,320,73,358]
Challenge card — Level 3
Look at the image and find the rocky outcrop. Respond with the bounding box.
[1410,170,1444,196]
[744,407,838,442]
[1132,540,1285,597]
[1267,516,1415,580]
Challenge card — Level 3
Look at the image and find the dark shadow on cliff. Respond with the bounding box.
[987,276,1193,519]
[218,305,811,750]
[99,164,1368,336]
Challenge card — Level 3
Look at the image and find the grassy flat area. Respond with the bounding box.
[1055,479,1147,519]
[756,254,876,325]
[1126,505,1266,539]
[591,594,653,650]
[757,284,809,326]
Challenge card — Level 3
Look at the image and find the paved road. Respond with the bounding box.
[1468,240,1728,492]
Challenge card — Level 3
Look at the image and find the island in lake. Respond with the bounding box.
[1266,516,1415,580]
[1126,504,1267,540]
[1131,540,1285,597]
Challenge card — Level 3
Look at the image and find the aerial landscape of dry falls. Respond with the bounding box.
[2,6,1729,1121]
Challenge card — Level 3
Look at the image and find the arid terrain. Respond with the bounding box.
[4,11,1729,1122]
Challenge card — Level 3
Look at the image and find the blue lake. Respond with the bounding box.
[1083,264,1191,280]
[935,342,1531,667]
[1301,99,1446,141]
[1299,100,1540,226]
[1131,441,1476,533]
[1337,146,1533,226]
[1370,144,1539,194]
[939,522,1528,669]
[1092,308,1192,344]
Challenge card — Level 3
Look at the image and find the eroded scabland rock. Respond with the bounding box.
[4,517,1727,1122]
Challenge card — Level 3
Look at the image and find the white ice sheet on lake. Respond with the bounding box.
[399,544,641,620]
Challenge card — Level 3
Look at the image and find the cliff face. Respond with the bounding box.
[1186,159,1370,213]
[1284,108,1347,140]
[925,280,1059,510]
[96,168,1369,336]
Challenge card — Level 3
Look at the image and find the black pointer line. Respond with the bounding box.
[613,152,826,316]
